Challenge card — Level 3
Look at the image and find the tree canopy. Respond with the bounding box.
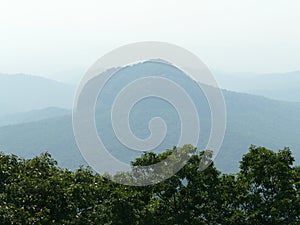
[0,145,299,224]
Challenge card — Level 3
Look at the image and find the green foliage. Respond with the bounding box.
[237,146,300,224]
[0,145,299,224]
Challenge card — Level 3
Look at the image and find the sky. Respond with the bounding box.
[0,0,300,83]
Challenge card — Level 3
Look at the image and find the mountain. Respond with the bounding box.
[0,73,75,115]
[0,62,299,173]
[215,91,300,172]
[0,89,299,173]
[215,71,300,102]
[0,107,70,127]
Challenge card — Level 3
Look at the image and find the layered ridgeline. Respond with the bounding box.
[0,61,299,173]
[0,107,70,127]
[0,73,75,116]
[215,70,300,102]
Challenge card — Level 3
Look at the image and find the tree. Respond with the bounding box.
[0,145,299,224]
[237,145,300,224]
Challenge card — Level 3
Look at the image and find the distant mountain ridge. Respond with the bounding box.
[0,73,75,115]
[0,107,70,127]
[215,70,300,102]
[0,62,299,174]
[0,88,299,173]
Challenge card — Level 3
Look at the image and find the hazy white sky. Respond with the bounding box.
[1,0,299,82]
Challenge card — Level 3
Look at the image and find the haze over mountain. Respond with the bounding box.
[1,67,299,118]
[0,61,299,174]
[0,107,70,127]
[0,73,75,116]
[215,70,300,102]
[27,67,300,103]
[0,87,299,173]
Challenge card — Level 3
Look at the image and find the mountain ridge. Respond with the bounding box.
[0,62,299,173]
